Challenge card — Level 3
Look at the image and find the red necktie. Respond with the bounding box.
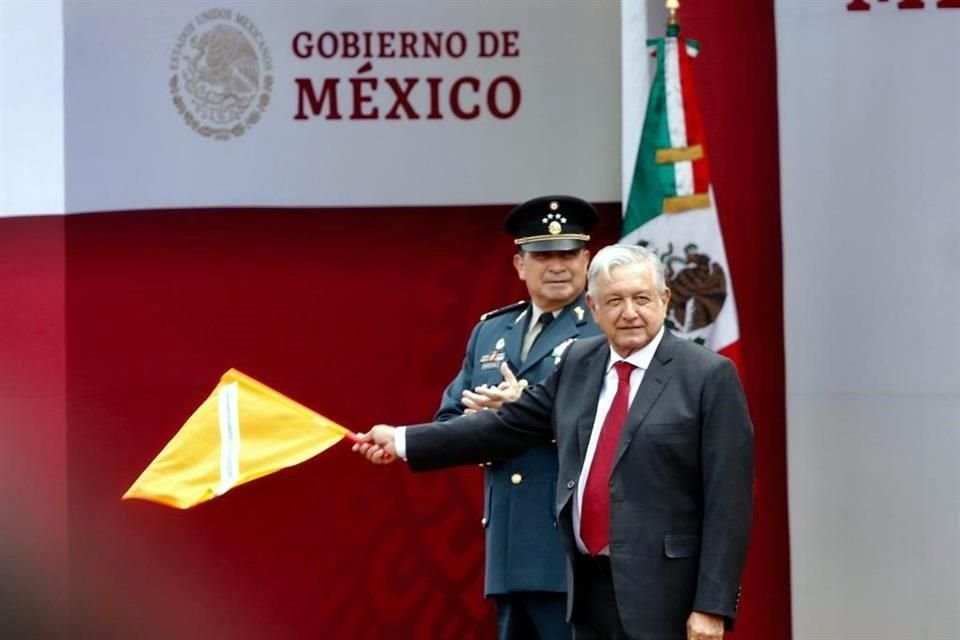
[581,361,636,555]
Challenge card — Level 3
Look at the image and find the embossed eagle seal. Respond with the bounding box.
[169,8,273,140]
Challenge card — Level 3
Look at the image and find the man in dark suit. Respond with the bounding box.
[435,195,602,639]
[355,244,753,640]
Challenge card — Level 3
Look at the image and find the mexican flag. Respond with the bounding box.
[623,24,742,365]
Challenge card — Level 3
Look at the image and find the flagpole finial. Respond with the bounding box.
[666,0,680,27]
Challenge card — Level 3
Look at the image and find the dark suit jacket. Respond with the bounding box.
[407,331,753,640]
[435,294,600,596]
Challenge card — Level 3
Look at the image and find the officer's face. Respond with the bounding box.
[587,262,670,358]
[514,249,589,311]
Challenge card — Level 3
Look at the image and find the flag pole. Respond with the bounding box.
[666,0,680,33]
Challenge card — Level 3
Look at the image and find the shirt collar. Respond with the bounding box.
[528,302,561,328]
[606,326,666,373]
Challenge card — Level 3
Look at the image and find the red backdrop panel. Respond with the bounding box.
[60,205,622,638]
[680,1,791,638]
[0,216,68,638]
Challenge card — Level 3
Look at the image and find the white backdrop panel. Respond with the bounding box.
[777,2,960,638]
[60,0,620,214]
[0,1,63,216]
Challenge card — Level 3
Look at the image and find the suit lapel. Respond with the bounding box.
[576,343,610,461]
[611,331,676,471]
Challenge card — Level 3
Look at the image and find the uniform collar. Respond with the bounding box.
[527,302,561,329]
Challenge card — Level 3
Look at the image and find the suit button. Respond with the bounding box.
[566,480,576,489]
[481,517,488,527]
[511,473,522,485]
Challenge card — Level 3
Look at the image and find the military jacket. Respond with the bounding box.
[435,292,599,595]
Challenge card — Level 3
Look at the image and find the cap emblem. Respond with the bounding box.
[541,212,567,236]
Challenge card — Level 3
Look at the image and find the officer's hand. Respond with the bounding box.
[351,425,398,464]
[461,362,528,411]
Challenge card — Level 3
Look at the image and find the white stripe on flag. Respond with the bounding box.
[215,381,241,496]
[663,38,694,198]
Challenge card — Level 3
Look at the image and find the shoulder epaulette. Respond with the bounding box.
[480,300,527,322]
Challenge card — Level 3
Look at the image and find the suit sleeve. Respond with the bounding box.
[434,323,482,422]
[407,363,561,472]
[693,357,754,626]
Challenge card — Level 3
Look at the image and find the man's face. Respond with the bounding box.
[587,262,670,357]
[514,249,590,311]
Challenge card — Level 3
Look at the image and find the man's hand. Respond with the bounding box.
[686,611,724,640]
[351,425,398,464]
[461,362,528,414]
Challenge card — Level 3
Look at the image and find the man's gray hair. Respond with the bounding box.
[587,244,666,298]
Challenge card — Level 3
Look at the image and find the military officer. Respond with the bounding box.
[435,195,602,640]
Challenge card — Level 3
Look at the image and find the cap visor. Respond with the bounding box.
[520,239,586,252]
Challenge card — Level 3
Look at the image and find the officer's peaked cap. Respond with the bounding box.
[504,195,599,252]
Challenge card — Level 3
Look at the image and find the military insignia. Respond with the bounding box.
[552,338,576,365]
[573,306,585,322]
[480,338,508,370]
[480,349,507,369]
[540,211,567,236]
[480,300,527,322]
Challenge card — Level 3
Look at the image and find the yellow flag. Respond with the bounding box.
[123,369,353,509]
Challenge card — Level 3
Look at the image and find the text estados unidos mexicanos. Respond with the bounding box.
[292,30,522,120]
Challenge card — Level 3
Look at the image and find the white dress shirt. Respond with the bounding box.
[573,326,665,555]
[520,303,559,362]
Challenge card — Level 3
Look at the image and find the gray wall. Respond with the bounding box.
[777,3,960,638]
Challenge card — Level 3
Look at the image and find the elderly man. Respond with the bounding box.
[357,245,753,640]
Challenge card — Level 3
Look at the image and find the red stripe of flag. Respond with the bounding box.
[677,39,711,195]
